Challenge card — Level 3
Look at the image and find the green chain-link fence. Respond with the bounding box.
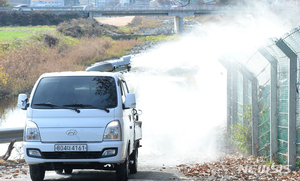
[221,26,300,169]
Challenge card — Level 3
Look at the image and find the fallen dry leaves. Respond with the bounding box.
[0,159,28,179]
[177,154,299,180]
[1,152,300,180]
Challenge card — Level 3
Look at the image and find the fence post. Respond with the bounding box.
[218,59,233,135]
[239,65,258,156]
[243,75,249,126]
[258,47,278,163]
[251,78,259,157]
[227,66,232,134]
[276,40,297,170]
[232,66,238,126]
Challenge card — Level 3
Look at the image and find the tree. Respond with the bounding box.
[0,0,11,7]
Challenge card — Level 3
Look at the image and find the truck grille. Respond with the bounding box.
[42,152,102,159]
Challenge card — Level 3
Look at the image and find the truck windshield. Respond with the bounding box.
[31,76,117,109]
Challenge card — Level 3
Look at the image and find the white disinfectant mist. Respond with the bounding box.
[124,11,292,167]
[124,30,228,167]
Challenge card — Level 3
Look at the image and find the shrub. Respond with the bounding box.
[43,34,59,47]
[127,16,163,29]
[0,0,11,7]
[230,105,252,154]
[0,35,141,97]
[230,123,252,154]
[0,42,13,51]
[0,11,82,26]
[57,18,106,38]
[0,65,8,93]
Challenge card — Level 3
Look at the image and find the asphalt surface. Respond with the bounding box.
[0,128,229,181]
[0,165,190,181]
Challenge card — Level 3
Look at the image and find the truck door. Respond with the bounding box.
[120,79,134,154]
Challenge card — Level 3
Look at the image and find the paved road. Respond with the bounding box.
[0,131,227,181]
[0,165,189,181]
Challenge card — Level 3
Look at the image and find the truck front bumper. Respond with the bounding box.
[24,141,126,164]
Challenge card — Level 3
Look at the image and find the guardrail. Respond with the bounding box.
[0,5,251,12]
[0,7,84,11]
[0,128,23,143]
[89,5,244,11]
[0,5,293,12]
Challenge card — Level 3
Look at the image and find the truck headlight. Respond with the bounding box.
[103,120,121,141]
[25,120,41,142]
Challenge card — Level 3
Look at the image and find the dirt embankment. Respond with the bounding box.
[94,16,135,26]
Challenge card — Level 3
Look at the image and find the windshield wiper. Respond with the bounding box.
[34,102,80,113]
[63,104,110,113]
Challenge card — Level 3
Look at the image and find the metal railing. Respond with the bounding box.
[0,5,250,12]
[0,128,23,143]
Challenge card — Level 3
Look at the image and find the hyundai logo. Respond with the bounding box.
[66,129,77,136]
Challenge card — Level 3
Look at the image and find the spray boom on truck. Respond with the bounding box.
[86,55,132,73]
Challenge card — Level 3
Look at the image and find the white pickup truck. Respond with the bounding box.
[18,70,142,181]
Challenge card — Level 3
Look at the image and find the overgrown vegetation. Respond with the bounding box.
[93,16,165,35]
[57,18,107,38]
[0,11,81,26]
[230,105,252,154]
[56,17,169,38]
[0,26,57,52]
[112,34,177,42]
[0,0,11,7]
[0,15,177,98]
[0,35,140,96]
[125,16,164,33]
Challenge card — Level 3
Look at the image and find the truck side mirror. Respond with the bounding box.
[18,94,28,110]
[124,93,136,109]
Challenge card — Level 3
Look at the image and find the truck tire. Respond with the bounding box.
[116,154,129,181]
[129,149,138,174]
[64,168,73,174]
[29,165,45,181]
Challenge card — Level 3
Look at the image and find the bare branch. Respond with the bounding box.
[1,139,16,161]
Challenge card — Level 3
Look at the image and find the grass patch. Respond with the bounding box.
[112,34,178,42]
[118,26,140,34]
[137,34,177,42]
[60,36,80,47]
[127,17,163,29]
[0,26,56,45]
[0,32,34,41]
[0,26,55,32]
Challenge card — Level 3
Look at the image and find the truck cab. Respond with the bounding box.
[18,71,142,181]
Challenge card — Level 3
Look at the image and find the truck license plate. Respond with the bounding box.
[54,144,87,152]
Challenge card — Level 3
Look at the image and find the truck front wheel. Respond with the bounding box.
[129,148,138,174]
[116,154,129,181]
[29,165,45,181]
